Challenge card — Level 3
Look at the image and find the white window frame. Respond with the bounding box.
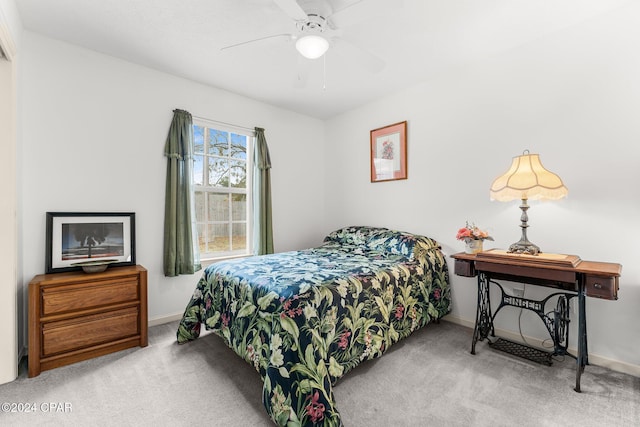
[192,118,253,261]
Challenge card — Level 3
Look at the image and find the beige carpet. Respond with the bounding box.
[1,320,638,426]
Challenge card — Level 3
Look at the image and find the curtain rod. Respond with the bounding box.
[192,115,256,133]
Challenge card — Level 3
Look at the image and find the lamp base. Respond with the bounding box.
[507,196,542,255]
[508,240,541,256]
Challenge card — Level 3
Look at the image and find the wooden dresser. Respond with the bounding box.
[28,265,148,377]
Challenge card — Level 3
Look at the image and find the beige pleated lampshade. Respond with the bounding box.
[490,152,568,201]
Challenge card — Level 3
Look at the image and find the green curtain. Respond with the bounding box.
[253,127,274,255]
[163,109,201,276]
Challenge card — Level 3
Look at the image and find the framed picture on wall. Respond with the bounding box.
[370,121,407,182]
[45,212,136,273]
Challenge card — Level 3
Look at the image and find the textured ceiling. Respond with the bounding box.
[16,0,631,119]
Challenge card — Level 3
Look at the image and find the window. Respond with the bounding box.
[192,121,252,259]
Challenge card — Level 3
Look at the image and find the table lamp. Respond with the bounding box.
[490,150,568,255]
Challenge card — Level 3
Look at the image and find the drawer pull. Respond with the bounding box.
[593,283,602,289]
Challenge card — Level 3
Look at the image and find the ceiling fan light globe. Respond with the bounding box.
[296,35,329,59]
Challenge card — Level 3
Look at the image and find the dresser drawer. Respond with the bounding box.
[585,275,618,300]
[42,277,139,316]
[41,306,140,357]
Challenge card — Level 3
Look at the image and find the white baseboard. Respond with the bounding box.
[148,312,184,327]
[442,315,640,378]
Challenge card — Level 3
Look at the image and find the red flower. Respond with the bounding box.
[394,304,405,320]
[338,330,351,350]
[456,222,493,242]
[305,391,325,423]
[221,313,229,328]
[456,227,472,240]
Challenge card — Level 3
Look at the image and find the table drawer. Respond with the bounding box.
[585,275,618,300]
[454,259,476,277]
[41,307,139,357]
[476,261,576,284]
[42,277,139,316]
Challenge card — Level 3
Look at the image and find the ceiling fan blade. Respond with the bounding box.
[329,0,403,28]
[273,0,308,21]
[221,33,291,51]
[333,38,385,73]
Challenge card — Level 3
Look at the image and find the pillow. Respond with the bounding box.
[324,226,440,260]
[365,229,440,260]
[323,226,389,246]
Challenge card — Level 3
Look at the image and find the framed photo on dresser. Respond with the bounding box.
[45,212,136,273]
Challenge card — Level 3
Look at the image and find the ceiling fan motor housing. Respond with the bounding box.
[297,14,328,35]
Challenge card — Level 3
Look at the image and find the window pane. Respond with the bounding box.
[193,155,204,186]
[194,125,204,153]
[232,223,246,251]
[208,129,229,156]
[209,157,229,187]
[230,133,247,159]
[231,194,246,221]
[197,223,206,253]
[208,223,229,253]
[208,193,229,221]
[194,191,205,222]
[229,160,246,188]
[192,122,252,258]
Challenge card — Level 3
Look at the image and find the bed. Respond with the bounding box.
[177,226,451,426]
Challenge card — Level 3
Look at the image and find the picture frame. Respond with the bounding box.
[45,212,136,274]
[370,121,407,182]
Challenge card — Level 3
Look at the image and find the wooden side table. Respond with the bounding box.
[451,250,621,392]
[28,265,148,377]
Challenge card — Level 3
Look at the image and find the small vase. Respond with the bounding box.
[465,240,483,254]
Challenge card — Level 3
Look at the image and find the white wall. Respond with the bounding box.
[0,0,20,385]
[0,43,17,386]
[19,32,326,340]
[14,2,640,378]
[325,4,640,372]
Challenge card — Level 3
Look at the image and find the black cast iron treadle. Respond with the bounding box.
[488,338,553,366]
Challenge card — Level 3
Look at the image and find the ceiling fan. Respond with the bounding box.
[221,0,401,74]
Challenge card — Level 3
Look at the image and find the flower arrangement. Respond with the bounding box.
[456,222,494,243]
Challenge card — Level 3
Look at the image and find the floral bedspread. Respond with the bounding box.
[177,226,451,426]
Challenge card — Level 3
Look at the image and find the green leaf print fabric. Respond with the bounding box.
[177,227,451,426]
